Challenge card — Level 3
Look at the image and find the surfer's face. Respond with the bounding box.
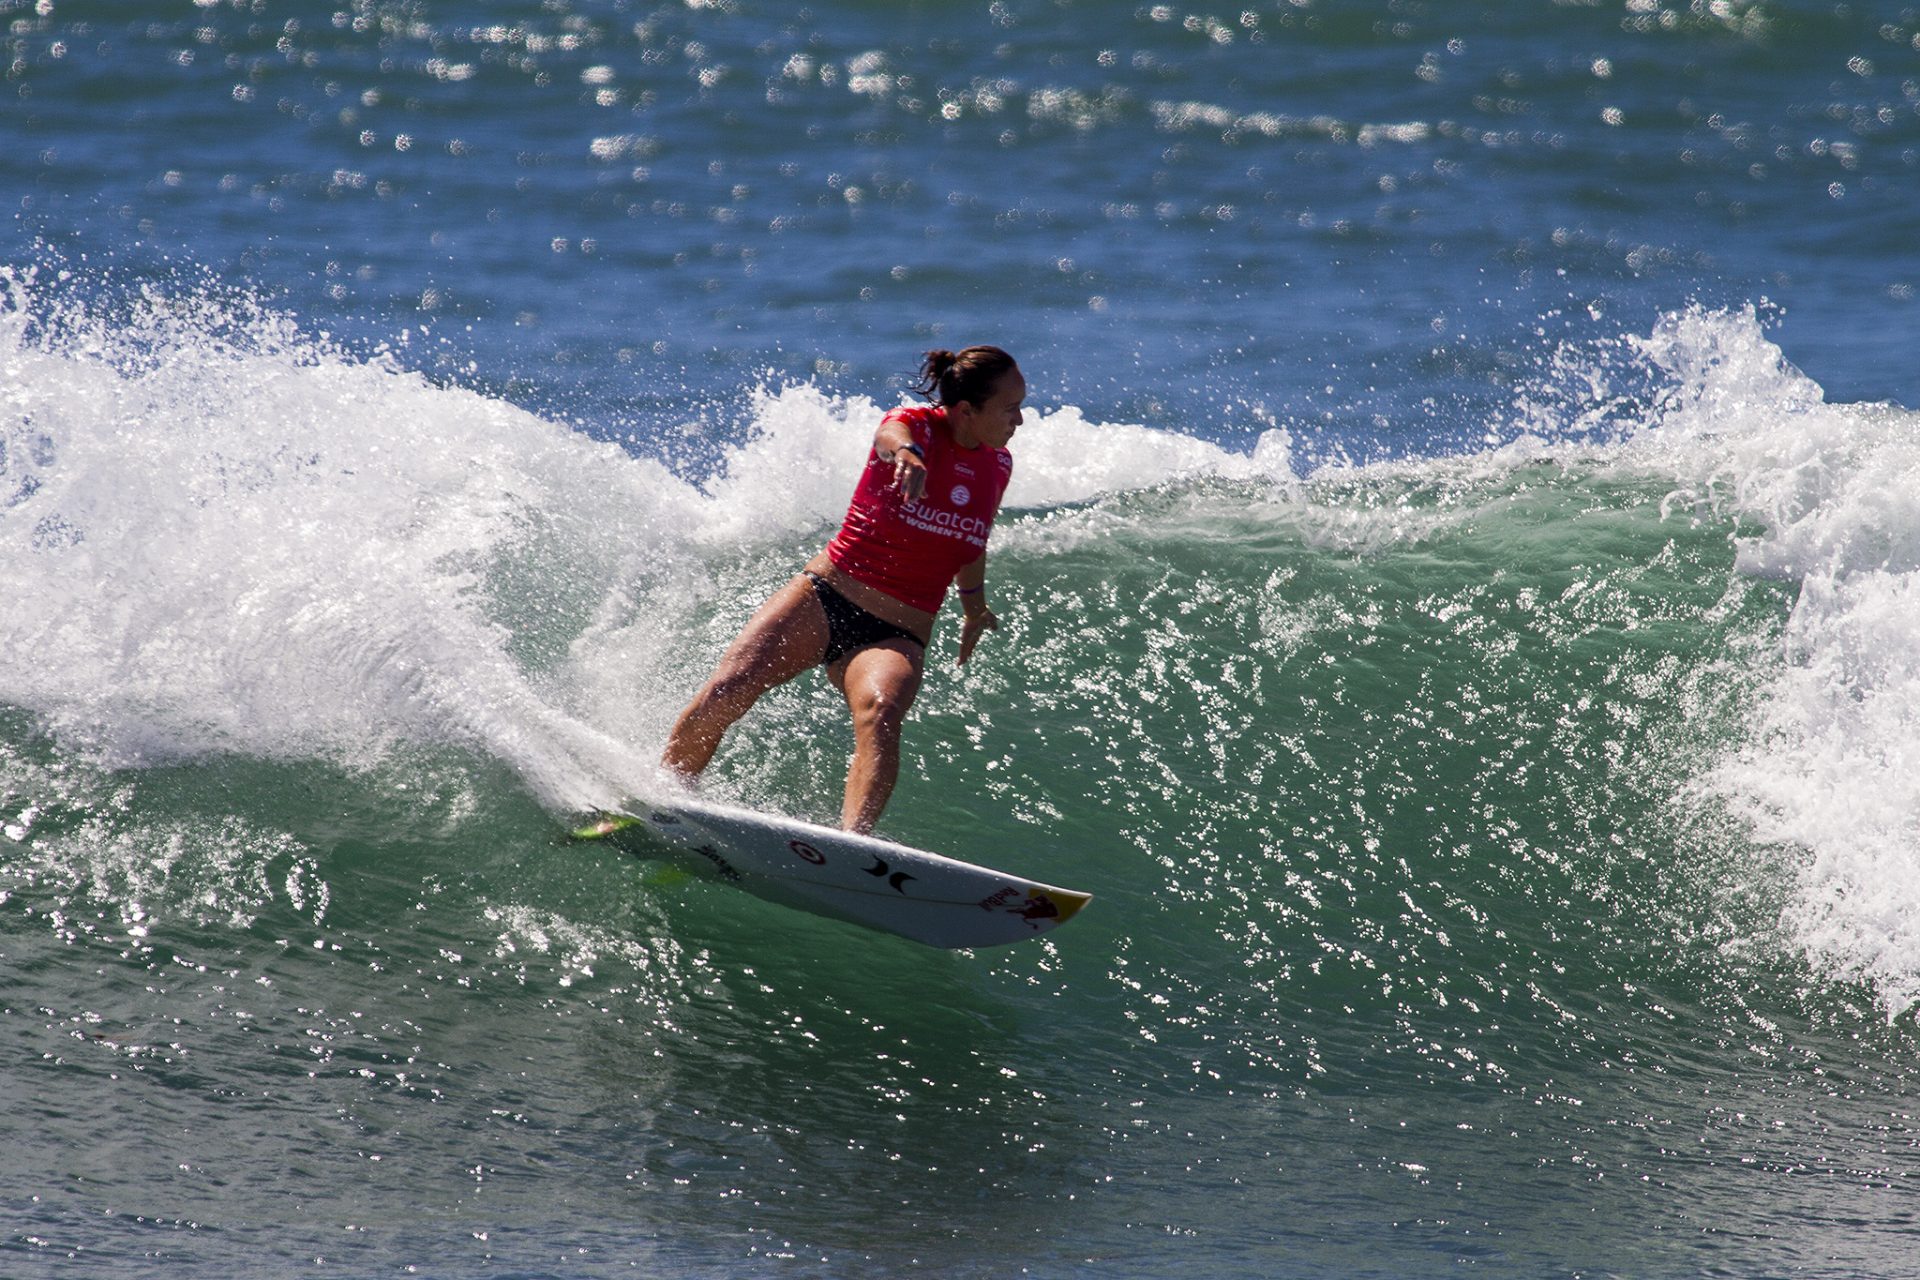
[954,369,1025,449]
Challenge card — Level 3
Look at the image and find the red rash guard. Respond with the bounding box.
[825,405,1013,614]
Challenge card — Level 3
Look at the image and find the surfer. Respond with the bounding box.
[661,346,1025,834]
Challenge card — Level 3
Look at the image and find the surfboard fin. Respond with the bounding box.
[639,863,694,889]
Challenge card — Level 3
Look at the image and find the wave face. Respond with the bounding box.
[6,283,1920,1276]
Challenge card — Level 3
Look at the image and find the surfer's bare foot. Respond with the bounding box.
[569,813,625,840]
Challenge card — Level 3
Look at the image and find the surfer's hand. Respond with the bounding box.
[956,608,997,666]
[888,448,927,502]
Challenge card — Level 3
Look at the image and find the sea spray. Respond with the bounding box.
[0,274,670,809]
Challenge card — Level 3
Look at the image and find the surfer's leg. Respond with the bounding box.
[662,575,830,779]
[830,639,924,834]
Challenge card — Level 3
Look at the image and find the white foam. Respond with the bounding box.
[693,382,884,542]
[1001,404,1294,509]
[0,273,697,810]
[1604,305,1920,582]
[1594,305,1920,1012]
[697,388,1295,522]
[1709,570,1920,1010]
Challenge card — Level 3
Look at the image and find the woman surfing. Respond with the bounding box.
[660,345,1026,833]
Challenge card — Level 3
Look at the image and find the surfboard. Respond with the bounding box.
[570,796,1091,949]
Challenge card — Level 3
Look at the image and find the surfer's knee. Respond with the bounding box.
[847,681,914,743]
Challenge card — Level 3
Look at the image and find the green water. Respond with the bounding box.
[12,450,1920,1277]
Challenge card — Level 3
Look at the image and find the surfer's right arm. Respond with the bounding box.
[873,416,927,502]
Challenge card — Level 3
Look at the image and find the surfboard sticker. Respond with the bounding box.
[571,797,1090,949]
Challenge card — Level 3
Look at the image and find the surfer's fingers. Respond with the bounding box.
[955,610,997,665]
[890,453,926,500]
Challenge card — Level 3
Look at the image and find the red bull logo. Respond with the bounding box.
[978,886,1064,928]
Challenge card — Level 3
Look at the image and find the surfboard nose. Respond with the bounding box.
[1035,888,1093,926]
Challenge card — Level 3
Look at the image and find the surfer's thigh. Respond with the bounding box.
[705,575,831,701]
[830,640,924,737]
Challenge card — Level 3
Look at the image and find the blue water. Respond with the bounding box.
[6,2,1920,1276]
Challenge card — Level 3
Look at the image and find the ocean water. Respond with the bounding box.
[6,1,1920,1276]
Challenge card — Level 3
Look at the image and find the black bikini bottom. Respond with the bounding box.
[805,572,925,667]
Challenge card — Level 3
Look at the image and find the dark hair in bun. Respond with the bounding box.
[915,345,1019,408]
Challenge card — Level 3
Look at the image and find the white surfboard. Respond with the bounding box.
[570,797,1091,949]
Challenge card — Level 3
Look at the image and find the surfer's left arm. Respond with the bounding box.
[954,553,998,666]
